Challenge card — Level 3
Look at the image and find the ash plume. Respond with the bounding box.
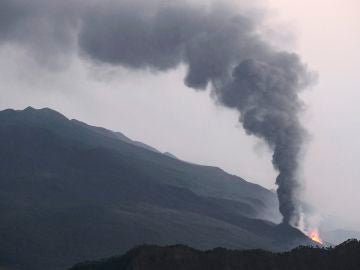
[0,0,315,225]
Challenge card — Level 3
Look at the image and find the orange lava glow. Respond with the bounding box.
[309,230,323,244]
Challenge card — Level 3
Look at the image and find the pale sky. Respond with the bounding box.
[267,0,360,229]
[0,0,359,229]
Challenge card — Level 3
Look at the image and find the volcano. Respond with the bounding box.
[0,107,316,270]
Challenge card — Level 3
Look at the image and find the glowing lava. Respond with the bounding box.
[309,230,323,244]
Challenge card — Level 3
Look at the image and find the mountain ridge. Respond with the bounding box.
[0,107,311,270]
[0,106,277,209]
[69,239,360,270]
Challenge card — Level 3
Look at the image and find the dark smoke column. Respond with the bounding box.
[77,1,314,225]
[215,56,311,225]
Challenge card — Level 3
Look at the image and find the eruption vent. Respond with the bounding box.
[309,230,323,244]
[0,0,316,225]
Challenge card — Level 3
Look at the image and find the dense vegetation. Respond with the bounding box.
[71,239,360,270]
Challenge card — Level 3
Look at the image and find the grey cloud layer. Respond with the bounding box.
[0,0,314,225]
[0,0,79,66]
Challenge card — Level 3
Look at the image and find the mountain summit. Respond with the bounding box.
[0,107,312,270]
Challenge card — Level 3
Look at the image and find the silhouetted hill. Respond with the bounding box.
[0,107,312,270]
[70,239,360,270]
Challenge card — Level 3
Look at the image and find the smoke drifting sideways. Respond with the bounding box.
[0,0,315,226]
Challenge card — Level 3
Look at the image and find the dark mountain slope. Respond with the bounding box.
[71,119,165,155]
[0,107,310,270]
[70,240,360,270]
[0,107,279,218]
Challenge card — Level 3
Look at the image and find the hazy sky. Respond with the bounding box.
[267,0,360,229]
[0,0,359,229]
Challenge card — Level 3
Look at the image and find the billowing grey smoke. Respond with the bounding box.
[219,56,310,225]
[0,0,314,225]
[78,1,314,225]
